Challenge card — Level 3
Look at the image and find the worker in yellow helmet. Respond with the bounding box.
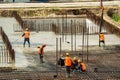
[78,60,87,72]
[22,28,30,47]
[71,57,78,72]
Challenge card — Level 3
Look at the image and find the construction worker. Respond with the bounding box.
[22,28,30,47]
[37,44,46,63]
[78,60,86,72]
[64,53,72,78]
[71,57,78,71]
[99,32,105,47]
[58,54,65,66]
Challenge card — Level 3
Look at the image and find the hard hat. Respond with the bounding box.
[66,53,69,56]
[100,32,103,34]
[25,28,28,31]
[73,57,77,60]
[60,54,63,57]
[37,46,40,48]
[78,59,81,62]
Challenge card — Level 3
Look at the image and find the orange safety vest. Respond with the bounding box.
[24,31,30,38]
[64,56,72,66]
[38,47,44,54]
[80,62,86,71]
[100,33,104,41]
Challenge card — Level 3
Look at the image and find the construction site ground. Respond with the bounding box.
[0,17,120,79]
[0,45,120,80]
[0,1,120,80]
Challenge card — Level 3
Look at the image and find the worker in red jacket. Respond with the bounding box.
[38,44,46,63]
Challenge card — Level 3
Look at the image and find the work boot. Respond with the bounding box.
[66,73,70,78]
[66,74,69,78]
[29,44,30,47]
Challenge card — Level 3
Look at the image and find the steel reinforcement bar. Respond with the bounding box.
[0,27,15,68]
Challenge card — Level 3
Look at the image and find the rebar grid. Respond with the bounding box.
[0,71,119,80]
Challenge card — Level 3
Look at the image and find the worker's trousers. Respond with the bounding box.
[23,38,30,47]
[66,66,71,78]
[39,54,44,63]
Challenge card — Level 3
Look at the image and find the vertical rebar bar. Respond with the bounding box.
[56,38,58,77]
[62,15,64,42]
[74,20,76,51]
[60,38,62,56]
[87,27,89,62]
[82,20,85,62]
[59,37,62,76]
[65,13,67,42]
[71,20,73,51]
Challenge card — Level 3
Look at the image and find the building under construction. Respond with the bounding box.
[0,1,120,80]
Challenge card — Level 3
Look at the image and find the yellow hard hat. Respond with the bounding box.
[78,59,81,62]
[66,53,69,56]
[25,28,28,31]
[73,57,77,60]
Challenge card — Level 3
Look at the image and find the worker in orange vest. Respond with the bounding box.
[99,32,105,47]
[64,53,72,78]
[78,60,86,72]
[37,44,46,63]
[22,28,30,47]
